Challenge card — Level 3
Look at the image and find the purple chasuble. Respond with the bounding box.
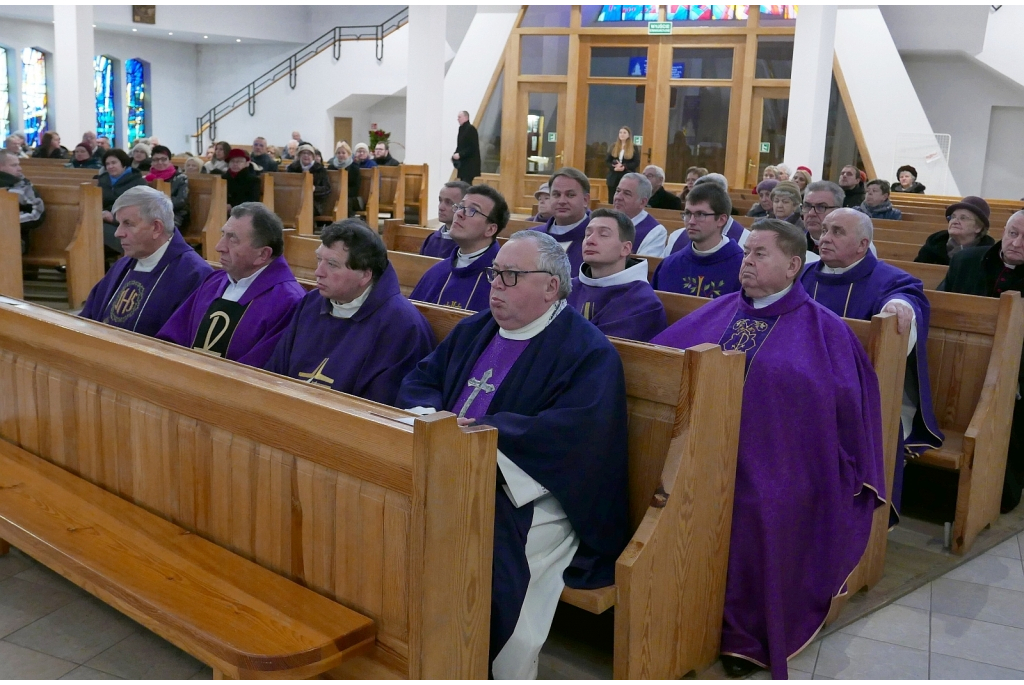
[567,260,667,342]
[652,239,743,298]
[419,227,458,260]
[632,212,660,249]
[80,229,213,337]
[263,264,436,406]
[409,241,498,312]
[531,212,591,277]
[651,282,886,679]
[156,256,305,368]
[451,335,530,421]
[669,216,746,255]
[800,252,944,518]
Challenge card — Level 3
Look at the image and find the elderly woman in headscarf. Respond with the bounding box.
[327,141,361,215]
[130,142,152,172]
[915,196,995,266]
[891,165,926,194]
[770,180,804,229]
[747,178,778,218]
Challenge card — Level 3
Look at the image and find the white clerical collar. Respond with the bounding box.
[133,237,172,272]
[499,300,566,340]
[331,283,373,319]
[438,223,452,239]
[549,215,586,236]
[455,243,490,269]
[631,210,649,225]
[751,283,793,309]
[821,255,866,275]
[223,263,269,303]
[579,258,649,287]
[692,234,729,255]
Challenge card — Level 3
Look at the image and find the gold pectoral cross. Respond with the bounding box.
[298,358,335,386]
[457,369,496,419]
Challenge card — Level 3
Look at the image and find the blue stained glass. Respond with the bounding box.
[0,47,9,139]
[21,48,47,147]
[596,5,658,21]
[94,55,115,147]
[666,5,752,21]
[126,58,147,145]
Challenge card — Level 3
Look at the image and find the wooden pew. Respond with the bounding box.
[20,167,98,185]
[181,175,228,260]
[377,166,404,221]
[0,192,24,299]
[316,169,349,224]
[415,301,746,679]
[401,163,429,225]
[875,240,922,262]
[887,259,947,291]
[355,166,380,229]
[380,219,540,254]
[260,172,274,213]
[0,299,498,679]
[21,183,104,309]
[269,172,313,235]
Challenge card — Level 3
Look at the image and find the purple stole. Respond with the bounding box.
[409,241,498,312]
[632,212,660,248]
[420,227,458,260]
[652,239,743,298]
[532,212,591,277]
[452,335,530,421]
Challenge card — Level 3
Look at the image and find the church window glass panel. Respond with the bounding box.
[21,48,47,147]
[585,5,658,24]
[94,55,116,147]
[0,47,9,139]
[126,58,148,144]
[667,6,750,21]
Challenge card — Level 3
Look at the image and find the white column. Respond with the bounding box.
[53,5,95,141]
[405,5,447,221]
[783,5,836,179]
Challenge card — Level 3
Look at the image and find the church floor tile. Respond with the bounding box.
[928,652,1024,679]
[0,640,78,679]
[930,612,1024,672]
[813,633,930,680]
[60,665,125,680]
[930,577,1024,630]
[4,596,139,664]
[83,629,205,680]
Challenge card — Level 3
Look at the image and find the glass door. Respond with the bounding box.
[518,84,566,205]
[746,87,790,187]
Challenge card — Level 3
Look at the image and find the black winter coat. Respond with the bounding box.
[891,181,926,194]
[96,168,147,212]
[286,160,332,216]
[914,229,995,266]
[841,182,866,208]
[454,121,481,181]
[225,165,262,209]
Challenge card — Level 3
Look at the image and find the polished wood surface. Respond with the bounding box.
[0,192,24,299]
[181,175,228,260]
[269,172,313,235]
[354,166,380,229]
[317,169,349,224]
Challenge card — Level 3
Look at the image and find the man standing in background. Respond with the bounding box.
[453,110,480,185]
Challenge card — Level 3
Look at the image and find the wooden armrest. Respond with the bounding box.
[560,585,617,614]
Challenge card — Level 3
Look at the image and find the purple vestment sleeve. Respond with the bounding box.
[409,241,498,312]
[419,229,459,259]
[652,240,744,297]
[567,278,667,342]
[530,213,591,277]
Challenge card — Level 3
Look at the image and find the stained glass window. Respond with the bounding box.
[665,5,795,20]
[94,55,116,147]
[0,47,9,139]
[760,5,797,19]
[21,48,47,147]
[596,6,659,21]
[126,58,147,145]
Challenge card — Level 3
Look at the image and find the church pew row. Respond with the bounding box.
[318,169,350,224]
[380,219,541,254]
[0,299,498,679]
[378,166,404,222]
[355,166,381,229]
[181,175,228,261]
[0,192,24,299]
[259,172,275,213]
[21,183,105,309]
[402,164,429,225]
[269,171,314,235]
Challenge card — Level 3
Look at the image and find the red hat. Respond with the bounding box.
[796,166,812,176]
[227,148,249,161]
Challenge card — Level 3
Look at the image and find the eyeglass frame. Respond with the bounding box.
[484,267,553,287]
[801,202,837,215]
[453,203,494,223]
[681,210,722,221]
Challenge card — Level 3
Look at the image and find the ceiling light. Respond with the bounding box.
[236,38,241,42]
[168,32,173,35]
[92,24,96,28]
[132,28,137,31]
[204,35,208,39]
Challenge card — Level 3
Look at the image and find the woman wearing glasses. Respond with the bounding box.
[915,196,994,266]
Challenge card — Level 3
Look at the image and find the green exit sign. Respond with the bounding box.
[648,21,672,35]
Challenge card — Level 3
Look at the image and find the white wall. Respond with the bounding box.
[976,5,1024,90]
[195,42,303,117]
[879,5,989,55]
[981,107,1024,200]
[834,7,959,196]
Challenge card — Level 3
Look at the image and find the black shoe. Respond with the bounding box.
[721,655,758,678]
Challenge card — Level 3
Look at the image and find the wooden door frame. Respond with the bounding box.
[744,86,790,188]
[516,82,567,208]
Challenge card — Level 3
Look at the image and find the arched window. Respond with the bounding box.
[0,47,10,139]
[94,55,116,147]
[21,48,47,147]
[125,58,148,145]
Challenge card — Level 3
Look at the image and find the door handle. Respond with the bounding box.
[646,147,652,164]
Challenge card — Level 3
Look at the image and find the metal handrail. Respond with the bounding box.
[194,7,409,153]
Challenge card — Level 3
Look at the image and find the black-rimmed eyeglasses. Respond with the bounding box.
[484,268,553,287]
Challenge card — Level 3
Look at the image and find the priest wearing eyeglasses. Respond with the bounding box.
[397,230,629,680]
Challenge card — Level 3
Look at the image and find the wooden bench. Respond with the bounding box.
[0,192,23,299]
[316,169,349,225]
[401,163,429,225]
[886,259,947,291]
[20,167,98,185]
[269,172,313,235]
[0,298,498,678]
[377,166,404,221]
[259,173,274,213]
[21,183,104,309]
[415,301,746,678]
[354,166,380,229]
[181,175,228,260]
[380,219,540,255]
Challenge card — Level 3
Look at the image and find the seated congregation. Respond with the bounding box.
[7,125,1024,680]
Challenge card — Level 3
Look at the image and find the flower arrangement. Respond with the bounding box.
[369,126,390,148]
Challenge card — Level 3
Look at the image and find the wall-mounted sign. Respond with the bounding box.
[760,142,771,153]
[132,5,156,24]
[547,132,557,143]
[633,135,643,146]
[648,21,672,35]
[627,57,685,79]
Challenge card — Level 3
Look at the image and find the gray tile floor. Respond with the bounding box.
[4,534,1024,679]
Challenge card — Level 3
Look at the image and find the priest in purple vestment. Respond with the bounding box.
[611,172,668,257]
[664,181,749,256]
[157,203,304,368]
[653,188,744,298]
[651,219,886,679]
[419,180,469,259]
[530,167,591,277]
[800,208,943,519]
[567,208,666,342]
[397,230,629,680]
[410,184,508,312]
[80,186,212,337]
[264,219,435,406]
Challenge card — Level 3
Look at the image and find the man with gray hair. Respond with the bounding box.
[80,185,212,336]
[802,180,844,257]
[157,203,305,367]
[643,164,682,211]
[611,171,667,256]
[800,207,942,522]
[397,229,629,680]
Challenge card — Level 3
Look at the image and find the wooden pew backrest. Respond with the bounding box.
[269,172,313,235]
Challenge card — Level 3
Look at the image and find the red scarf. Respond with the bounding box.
[145,165,177,182]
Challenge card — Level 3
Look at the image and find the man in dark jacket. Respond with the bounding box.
[939,210,1024,513]
[452,110,480,184]
[642,165,683,211]
[0,150,45,253]
[286,143,332,216]
[250,137,279,172]
[838,165,866,208]
[373,142,401,167]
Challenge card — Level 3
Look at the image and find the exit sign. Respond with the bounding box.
[648,21,672,35]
